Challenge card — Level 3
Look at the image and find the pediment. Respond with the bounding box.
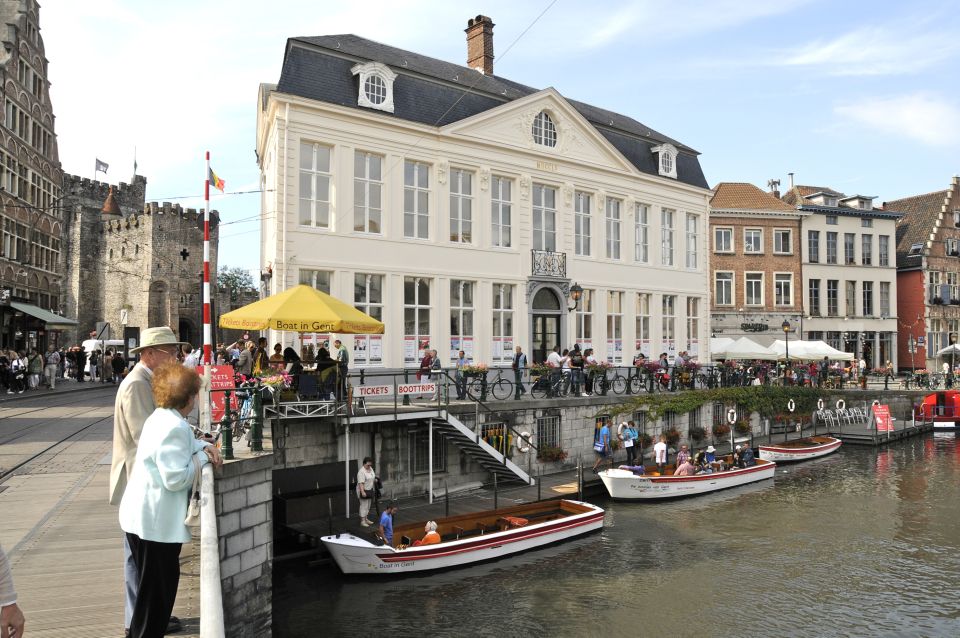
[440,88,637,174]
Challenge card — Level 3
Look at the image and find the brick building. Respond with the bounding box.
[709,182,806,344]
[887,176,960,372]
[60,173,221,348]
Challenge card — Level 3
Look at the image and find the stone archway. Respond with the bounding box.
[530,286,564,364]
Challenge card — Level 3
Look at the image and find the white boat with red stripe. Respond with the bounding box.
[321,499,604,575]
[599,457,776,500]
[758,435,842,463]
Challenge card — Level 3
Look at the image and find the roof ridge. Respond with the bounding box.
[885,188,950,205]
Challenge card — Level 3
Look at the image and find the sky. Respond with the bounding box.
[40,0,960,275]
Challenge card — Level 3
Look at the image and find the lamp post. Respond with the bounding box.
[567,282,583,311]
[782,319,791,384]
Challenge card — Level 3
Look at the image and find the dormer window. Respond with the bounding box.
[351,62,397,113]
[651,144,677,179]
[908,242,923,256]
[532,111,557,147]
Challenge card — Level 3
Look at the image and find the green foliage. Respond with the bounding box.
[712,423,731,437]
[637,433,653,448]
[606,386,828,422]
[218,266,256,302]
[538,446,568,462]
[734,421,751,434]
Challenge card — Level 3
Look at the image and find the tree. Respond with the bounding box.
[218,266,256,302]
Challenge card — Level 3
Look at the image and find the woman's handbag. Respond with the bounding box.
[184,455,202,527]
[374,476,383,499]
[593,440,605,453]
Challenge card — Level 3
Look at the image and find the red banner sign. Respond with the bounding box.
[874,404,893,432]
[199,366,240,424]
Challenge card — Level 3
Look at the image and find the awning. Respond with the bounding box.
[9,302,78,328]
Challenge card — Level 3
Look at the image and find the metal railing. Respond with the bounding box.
[530,249,566,278]
[199,464,225,637]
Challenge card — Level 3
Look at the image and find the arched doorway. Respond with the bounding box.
[178,318,195,346]
[531,287,562,364]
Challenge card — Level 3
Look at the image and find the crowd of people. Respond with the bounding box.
[0,343,131,394]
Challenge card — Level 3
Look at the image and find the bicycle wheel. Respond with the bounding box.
[491,378,514,400]
[629,375,645,394]
[466,377,484,398]
[592,375,605,394]
[530,377,548,399]
[611,374,626,394]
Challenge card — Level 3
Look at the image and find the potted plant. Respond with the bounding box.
[734,420,751,435]
[712,422,731,438]
[664,427,681,446]
[637,433,653,448]
[538,446,568,462]
[689,425,706,442]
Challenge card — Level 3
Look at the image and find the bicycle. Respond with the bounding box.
[465,368,515,401]
[590,367,628,395]
[530,371,568,399]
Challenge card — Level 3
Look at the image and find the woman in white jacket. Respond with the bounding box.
[119,363,222,638]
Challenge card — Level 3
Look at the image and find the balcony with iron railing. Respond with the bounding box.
[530,249,566,278]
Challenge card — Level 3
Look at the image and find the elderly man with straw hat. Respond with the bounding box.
[109,326,188,637]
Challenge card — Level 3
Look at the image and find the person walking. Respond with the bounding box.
[44,344,60,390]
[110,326,188,638]
[378,502,399,547]
[592,419,611,473]
[237,342,254,377]
[454,350,468,400]
[112,350,127,383]
[0,544,25,638]
[511,345,527,400]
[119,363,222,638]
[9,353,25,394]
[356,457,377,527]
[334,339,350,401]
[654,434,668,475]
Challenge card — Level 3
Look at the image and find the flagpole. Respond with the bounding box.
[200,151,213,436]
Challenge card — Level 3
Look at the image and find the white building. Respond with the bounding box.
[256,18,712,368]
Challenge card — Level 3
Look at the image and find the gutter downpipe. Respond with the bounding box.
[199,464,225,636]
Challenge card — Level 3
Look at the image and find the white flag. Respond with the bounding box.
[95,158,109,173]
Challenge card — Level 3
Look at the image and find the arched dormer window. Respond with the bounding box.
[532,111,557,147]
[350,62,397,114]
[651,143,678,179]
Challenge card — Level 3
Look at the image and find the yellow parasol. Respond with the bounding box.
[218,284,384,334]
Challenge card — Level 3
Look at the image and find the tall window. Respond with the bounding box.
[450,280,474,359]
[715,272,733,306]
[662,295,676,343]
[929,319,944,356]
[686,297,700,350]
[403,277,430,364]
[533,184,557,251]
[576,289,593,347]
[745,273,763,306]
[844,233,856,264]
[636,293,651,343]
[861,234,872,266]
[354,273,384,366]
[574,191,591,256]
[607,291,623,363]
[949,272,959,301]
[491,176,512,248]
[532,111,557,147]
[808,230,820,263]
[404,160,430,239]
[774,229,792,254]
[775,274,793,306]
[862,281,873,316]
[299,142,331,228]
[827,280,839,316]
[928,270,942,302]
[606,198,622,259]
[685,213,699,268]
[809,279,821,315]
[714,227,733,253]
[354,151,382,233]
[492,283,514,364]
[879,235,889,267]
[845,281,857,316]
[299,269,331,293]
[661,208,674,266]
[635,203,649,262]
[880,281,891,316]
[744,229,762,253]
[411,430,446,474]
[536,415,561,453]
[449,169,473,243]
[826,232,838,264]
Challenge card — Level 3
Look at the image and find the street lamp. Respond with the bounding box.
[567,282,583,311]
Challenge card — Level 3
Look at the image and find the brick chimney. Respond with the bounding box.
[465,15,494,75]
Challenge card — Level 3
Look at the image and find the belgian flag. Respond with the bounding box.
[208,166,225,192]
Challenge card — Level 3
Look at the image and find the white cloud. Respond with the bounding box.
[781,25,960,75]
[834,94,960,147]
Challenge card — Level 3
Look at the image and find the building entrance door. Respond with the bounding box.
[532,315,560,364]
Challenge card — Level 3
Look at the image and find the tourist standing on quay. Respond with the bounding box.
[379,502,399,546]
[512,346,527,399]
[0,544,25,638]
[654,435,668,474]
[592,419,611,473]
[356,457,377,527]
[110,327,187,637]
[44,344,60,390]
[334,339,349,400]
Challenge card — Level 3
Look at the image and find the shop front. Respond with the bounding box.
[0,297,78,352]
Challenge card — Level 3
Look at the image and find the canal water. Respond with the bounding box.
[274,434,960,637]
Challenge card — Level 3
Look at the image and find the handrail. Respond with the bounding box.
[199,464,225,637]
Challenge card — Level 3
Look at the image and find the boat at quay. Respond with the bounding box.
[916,390,960,431]
[321,499,604,574]
[599,458,776,500]
[758,435,842,462]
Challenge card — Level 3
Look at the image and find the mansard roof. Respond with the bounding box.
[274,34,709,189]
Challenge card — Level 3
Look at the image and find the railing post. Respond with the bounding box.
[221,388,235,461]
[250,385,264,452]
[357,369,366,412]
[402,368,411,406]
[444,479,449,517]
[493,472,498,511]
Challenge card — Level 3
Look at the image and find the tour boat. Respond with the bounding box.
[598,457,776,500]
[758,435,842,463]
[321,499,604,575]
[916,391,960,431]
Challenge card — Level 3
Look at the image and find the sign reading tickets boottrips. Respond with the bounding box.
[198,365,240,425]
[874,404,893,432]
[355,383,437,397]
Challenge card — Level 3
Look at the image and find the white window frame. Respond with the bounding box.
[353,151,382,234]
[299,269,332,293]
[662,295,676,341]
[492,283,514,364]
[773,229,792,255]
[404,160,430,240]
[880,281,891,317]
[605,197,622,260]
[685,213,698,268]
[449,168,473,244]
[532,184,557,252]
[635,203,649,263]
[403,276,431,364]
[491,176,512,248]
[450,280,474,359]
[532,111,558,147]
[714,271,734,306]
[636,293,651,342]
[576,289,593,346]
[661,208,675,266]
[808,230,820,263]
[861,234,873,266]
[774,272,793,307]
[350,62,397,113]
[744,272,764,306]
[714,227,733,253]
[744,228,763,254]
[862,281,874,316]
[606,291,623,363]
[354,273,384,367]
[686,297,700,350]
[574,191,591,256]
[846,280,857,316]
[808,279,821,316]
[651,143,678,179]
[299,141,332,229]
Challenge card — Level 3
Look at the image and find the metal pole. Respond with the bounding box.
[537,465,541,502]
[444,479,449,517]
[429,418,434,505]
[493,472,498,511]
[200,151,213,435]
[220,389,234,461]
[250,385,263,452]
[345,423,350,519]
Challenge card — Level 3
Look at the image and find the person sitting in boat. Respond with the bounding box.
[704,445,717,463]
[733,445,743,467]
[741,444,756,467]
[673,457,696,476]
[412,520,441,546]
[676,444,690,466]
[618,464,645,476]
[693,451,711,474]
